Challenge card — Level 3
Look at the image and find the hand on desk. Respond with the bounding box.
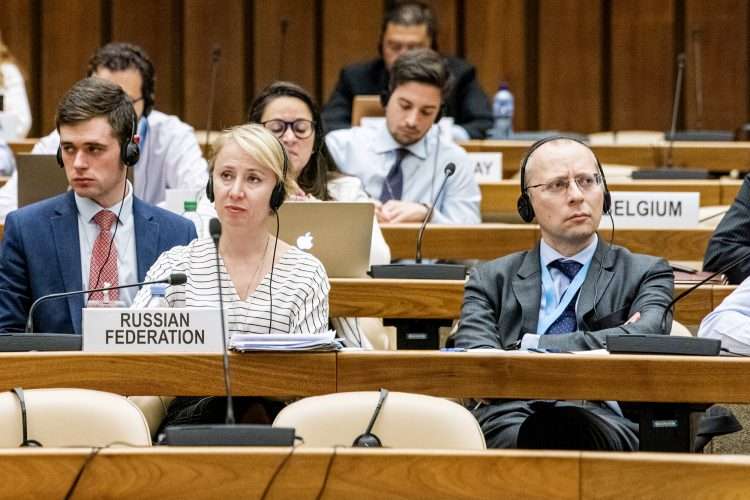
[375,200,428,223]
[624,312,641,325]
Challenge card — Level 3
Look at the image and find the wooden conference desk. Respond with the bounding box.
[329,278,734,326]
[1,447,748,499]
[381,224,714,261]
[480,179,743,218]
[7,139,35,155]
[460,140,750,177]
[0,348,747,403]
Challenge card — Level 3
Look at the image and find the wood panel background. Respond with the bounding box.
[1,0,747,136]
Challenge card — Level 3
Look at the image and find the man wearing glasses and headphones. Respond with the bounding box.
[454,137,674,451]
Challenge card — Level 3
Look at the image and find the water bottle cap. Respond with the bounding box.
[498,82,510,90]
[183,200,198,211]
[151,283,168,296]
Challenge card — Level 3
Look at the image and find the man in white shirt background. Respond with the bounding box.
[325,48,481,225]
[0,42,207,221]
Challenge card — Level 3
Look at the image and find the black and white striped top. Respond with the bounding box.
[132,238,330,336]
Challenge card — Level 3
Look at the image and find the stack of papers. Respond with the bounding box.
[230,331,342,352]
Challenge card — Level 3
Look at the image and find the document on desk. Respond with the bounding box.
[230,330,342,352]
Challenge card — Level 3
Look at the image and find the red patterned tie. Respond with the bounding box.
[88,210,119,302]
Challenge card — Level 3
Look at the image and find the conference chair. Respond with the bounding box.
[670,320,692,337]
[588,130,665,145]
[0,388,152,447]
[273,391,486,449]
[129,396,175,439]
[351,95,384,126]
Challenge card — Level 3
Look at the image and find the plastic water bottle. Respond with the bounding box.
[146,283,170,308]
[492,82,514,138]
[181,200,204,238]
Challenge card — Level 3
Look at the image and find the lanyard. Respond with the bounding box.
[537,255,591,334]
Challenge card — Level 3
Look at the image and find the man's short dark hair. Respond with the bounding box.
[388,48,451,98]
[87,42,155,116]
[55,77,137,149]
[381,1,437,43]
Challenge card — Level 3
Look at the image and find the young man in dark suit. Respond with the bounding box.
[454,137,674,450]
[322,1,492,140]
[0,77,197,334]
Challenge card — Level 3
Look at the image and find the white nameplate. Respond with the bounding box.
[602,192,699,229]
[468,152,502,181]
[82,308,224,353]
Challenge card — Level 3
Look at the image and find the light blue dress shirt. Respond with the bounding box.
[699,274,750,354]
[75,181,138,305]
[325,122,481,224]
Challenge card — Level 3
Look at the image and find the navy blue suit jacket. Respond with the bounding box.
[0,191,197,334]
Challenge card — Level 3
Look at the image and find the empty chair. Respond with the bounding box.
[0,388,151,447]
[273,391,485,449]
[671,320,693,337]
[128,396,175,439]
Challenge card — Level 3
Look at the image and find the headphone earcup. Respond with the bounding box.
[205,177,214,202]
[56,147,64,168]
[517,194,535,223]
[380,90,389,109]
[603,190,612,214]
[269,183,285,211]
[352,432,382,448]
[123,141,140,167]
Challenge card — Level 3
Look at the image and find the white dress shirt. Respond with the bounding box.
[699,274,750,354]
[325,122,481,224]
[75,181,138,305]
[0,63,32,139]
[31,110,208,205]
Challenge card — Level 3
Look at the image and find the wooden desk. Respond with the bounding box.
[459,140,750,177]
[1,447,749,499]
[329,279,731,326]
[480,180,738,219]
[381,224,714,261]
[8,139,36,155]
[336,350,750,403]
[0,352,336,396]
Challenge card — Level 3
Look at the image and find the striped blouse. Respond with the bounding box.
[132,238,330,337]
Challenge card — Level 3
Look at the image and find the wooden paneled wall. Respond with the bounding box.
[1,0,747,136]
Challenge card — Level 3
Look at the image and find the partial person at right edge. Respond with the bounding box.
[453,137,674,451]
[0,33,32,140]
[703,175,750,284]
[326,48,481,225]
[321,1,492,140]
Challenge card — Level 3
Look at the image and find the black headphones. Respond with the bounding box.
[56,116,140,169]
[517,136,611,223]
[380,88,444,123]
[206,135,289,212]
[352,388,389,448]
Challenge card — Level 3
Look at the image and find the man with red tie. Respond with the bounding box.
[0,77,196,334]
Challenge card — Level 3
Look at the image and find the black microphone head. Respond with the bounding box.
[444,162,456,176]
[168,273,187,286]
[209,218,222,242]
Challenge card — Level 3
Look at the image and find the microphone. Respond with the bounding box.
[278,18,289,79]
[665,53,686,169]
[416,162,455,263]
[161,217,296,446]
[25,273,187,334]
[659,251,750,332]
[204,44,222,152]
[208,217,235,425]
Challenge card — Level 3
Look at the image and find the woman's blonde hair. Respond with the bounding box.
[208,123,294,199]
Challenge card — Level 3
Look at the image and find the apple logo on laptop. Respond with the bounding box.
[296,232,314,251]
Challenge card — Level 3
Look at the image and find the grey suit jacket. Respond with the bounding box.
[455,240,674,351]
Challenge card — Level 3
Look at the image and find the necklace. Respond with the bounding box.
[240,234,271,301]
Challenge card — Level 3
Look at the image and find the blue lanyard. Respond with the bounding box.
[537,256,591,334]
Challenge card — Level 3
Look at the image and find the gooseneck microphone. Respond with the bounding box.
[209,218,235,425]
[665,53,687,169]
[204,45,222,151]
[660,252,750,332]
[416,162,455,263]
[25,273,187,334]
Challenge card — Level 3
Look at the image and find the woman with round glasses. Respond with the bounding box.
[248,81,391,348]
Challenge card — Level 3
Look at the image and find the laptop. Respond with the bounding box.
[16,154,69,207]
[273,201,374,278]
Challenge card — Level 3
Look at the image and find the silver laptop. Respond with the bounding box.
[274,201,374,278]
[16,154,69,207]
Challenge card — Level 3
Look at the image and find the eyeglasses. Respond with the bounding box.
[262,119,315,139]
[526,173,603,194]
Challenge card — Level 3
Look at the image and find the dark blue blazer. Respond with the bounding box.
[0,191,197,334]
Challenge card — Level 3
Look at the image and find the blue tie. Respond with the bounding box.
[380,148,408,203]
[545,259,584,335]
